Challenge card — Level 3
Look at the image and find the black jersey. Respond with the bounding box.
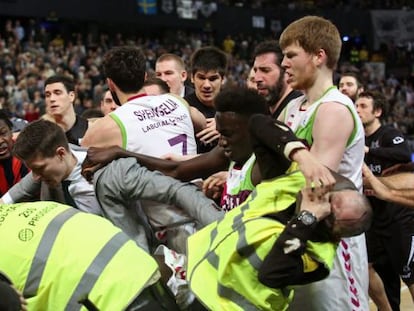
[365,125,411,175]
[184,92,217,154]
[365,124,414,232]
[66,115,88,146]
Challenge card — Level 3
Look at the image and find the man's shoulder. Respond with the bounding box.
[184,85,195,97]
[379,124,405,135]
[184,92,199,105]
[317,88,357,117]
[374,125,408,144]
[96,157,140,180]
[69,144,88,166]
[321,88,354,107]
[69,143,88,153]
[285,94,306,109]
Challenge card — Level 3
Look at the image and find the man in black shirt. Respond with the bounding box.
[184,46,227,153]
[44,75,88,145]
[356,90,414,310]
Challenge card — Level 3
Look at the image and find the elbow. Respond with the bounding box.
[258,272,286,289]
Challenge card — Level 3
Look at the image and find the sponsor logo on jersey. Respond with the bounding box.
[393,136,404,144]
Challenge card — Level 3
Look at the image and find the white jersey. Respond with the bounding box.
[110,93,198,253]
[282,88,364,190]
[110,93,197,157]
[283,87,369,311]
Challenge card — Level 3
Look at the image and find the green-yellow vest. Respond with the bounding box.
[0,202,159,310]
[187,169,336,310]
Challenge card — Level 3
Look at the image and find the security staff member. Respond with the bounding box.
[186,115,372,310]
[0,201,178,310]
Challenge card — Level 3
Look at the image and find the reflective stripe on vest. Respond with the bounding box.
[205,193,268,310]
[0,202,159,310]
[205,228,260,309]
[23,208,78,297]
[21,207,134,310]
[188,173,310,310]
[66,231,130,310]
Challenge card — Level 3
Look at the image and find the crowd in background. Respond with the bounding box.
[218,0,414,10]
[1,16,414,146]
[1,10,414,310]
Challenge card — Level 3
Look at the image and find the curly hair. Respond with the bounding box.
[102,46,147,93]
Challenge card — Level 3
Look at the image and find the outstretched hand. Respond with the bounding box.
[362,163,389,200]
[81,146,124,182]
[292,149,336,191]
[202,171,228,200]
[196,118,220,145]
[381,162,414,176]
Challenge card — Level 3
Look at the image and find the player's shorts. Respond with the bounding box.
[366,215,414,286]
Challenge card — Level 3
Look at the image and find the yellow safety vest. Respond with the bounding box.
[0,202,159,310]
[187,169,336,310]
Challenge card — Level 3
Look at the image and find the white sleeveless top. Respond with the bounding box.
[283,87,369,311]
[282,88,365,190]
[110,93,197,157]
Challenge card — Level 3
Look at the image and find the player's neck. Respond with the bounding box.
[364,119,381,137]
[54,109,76,132]
[304,73,334,106]
[121,90,147,104]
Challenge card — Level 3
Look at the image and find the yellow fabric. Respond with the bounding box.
[301,254,319,273]
[187,170,336,310]
[0,202,159,310]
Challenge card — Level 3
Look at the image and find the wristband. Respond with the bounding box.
[284,141,307,160]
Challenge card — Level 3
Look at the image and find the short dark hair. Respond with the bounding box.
[13,120,69,160]
[44,75,75,93]
[190,46,228,77]
[215,86,267,117]
[340,72,363,89]
[143,77,170,94]
[358,90,388,118]
[252,40,283,67]
[102,46,147,93]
